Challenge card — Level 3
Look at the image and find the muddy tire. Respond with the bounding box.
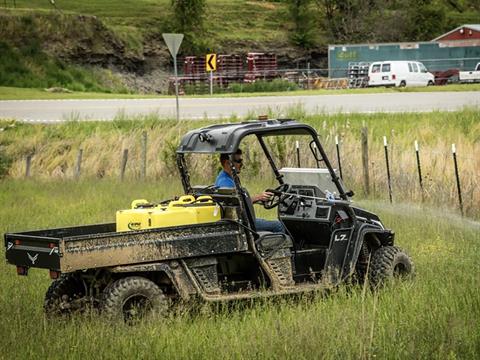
[101,276,168,322]
[369,246,414,288]
[44,274,86,316]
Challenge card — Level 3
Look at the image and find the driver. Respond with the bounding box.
[215,149,285,233]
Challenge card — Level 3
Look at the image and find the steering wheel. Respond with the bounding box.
[263,183,291,209]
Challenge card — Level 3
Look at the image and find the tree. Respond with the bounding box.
[171,0,206,34]
[317,0,380,43]
[286,0,317,49]
[170,0,207,53]
[404,0,447,41]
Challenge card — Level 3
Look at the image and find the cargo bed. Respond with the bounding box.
[4,221,247,273]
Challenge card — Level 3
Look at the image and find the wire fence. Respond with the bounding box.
[18,127,478,219]
[162,56,480,94]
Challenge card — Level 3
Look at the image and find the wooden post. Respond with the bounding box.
[75,149,83,179]
[141,131,147,180]
[120,149,128,181]
[25,154,32,178]
[361,127,369,195]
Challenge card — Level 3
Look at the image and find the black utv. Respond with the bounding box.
[4,119,414,320]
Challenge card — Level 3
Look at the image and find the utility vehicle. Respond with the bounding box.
[4,119,414,320]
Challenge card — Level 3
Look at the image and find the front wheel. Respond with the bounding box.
[398,80,407,87]
[427,80,434,86]
[101,276,168,322]
[368,246,414,288]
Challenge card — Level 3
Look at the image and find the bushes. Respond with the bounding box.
[0,41,121,92]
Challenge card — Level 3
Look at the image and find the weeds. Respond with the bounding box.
[2,109,478,218]
[0,180,478,359]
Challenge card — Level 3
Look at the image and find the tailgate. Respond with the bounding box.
[4,223,116,272]
[5,233,60,271]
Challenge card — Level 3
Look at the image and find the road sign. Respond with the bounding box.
[162,33,184,121]
[162,33,184,57]
[206,53,217,72]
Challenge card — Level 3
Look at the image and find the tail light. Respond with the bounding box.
[49,270,60,279]
[14,239,21,245]
[17,266,28,276]
[392,74,396,80]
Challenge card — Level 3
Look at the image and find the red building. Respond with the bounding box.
[432,24,480,46]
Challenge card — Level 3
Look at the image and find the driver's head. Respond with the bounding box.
[220,149,243,174]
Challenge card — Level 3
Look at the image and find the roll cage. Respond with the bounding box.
[176,119,347,201]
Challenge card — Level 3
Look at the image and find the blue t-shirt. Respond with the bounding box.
[215,170,235,188]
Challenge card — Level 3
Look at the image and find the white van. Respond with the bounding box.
[368,61,435,87]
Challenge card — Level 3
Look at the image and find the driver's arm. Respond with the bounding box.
[252,191,273,204]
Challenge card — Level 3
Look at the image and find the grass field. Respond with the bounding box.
[0,179,479,359]
[1,109,478,219]
[1,84,480,100]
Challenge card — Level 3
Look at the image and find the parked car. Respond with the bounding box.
[459,62,480,83]
[368,61,435,87]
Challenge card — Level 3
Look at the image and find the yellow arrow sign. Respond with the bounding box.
[206,53,217,72]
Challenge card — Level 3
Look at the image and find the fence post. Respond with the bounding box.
[414,141,424,201]
[120,149,128,181]
[361,127,369,195]
[296,141,300,167]
[452,144,463,216]
[383,136,393,203]
[25,154,32,178]
[75,149,83,179]
[335,135,343,180]
[307,62,310,90]
[141,131,147,180]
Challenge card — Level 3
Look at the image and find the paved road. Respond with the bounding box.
[1,91,479,122]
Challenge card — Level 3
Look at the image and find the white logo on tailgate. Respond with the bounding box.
[27,253,39,265]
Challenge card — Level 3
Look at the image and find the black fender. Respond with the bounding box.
[109,261,197,300]
[341,222,394,280]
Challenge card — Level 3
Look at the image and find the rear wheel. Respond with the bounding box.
[101,276,168,322]
[44,274,87,316]
[399,80,407,87]
[428,80,434,86]
[368,246,414,288]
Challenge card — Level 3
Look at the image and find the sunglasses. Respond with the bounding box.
[233,159,243,164]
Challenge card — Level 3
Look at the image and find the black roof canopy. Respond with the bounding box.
[177,119,317,154]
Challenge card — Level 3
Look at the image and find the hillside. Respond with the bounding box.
[0,0,479,93]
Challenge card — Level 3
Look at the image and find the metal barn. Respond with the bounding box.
[328,25,480,78]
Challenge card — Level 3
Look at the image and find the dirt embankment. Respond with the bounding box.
[1,12,145,71]
[0,10,327,93]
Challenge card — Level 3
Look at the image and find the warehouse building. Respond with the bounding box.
[328,24,480,78]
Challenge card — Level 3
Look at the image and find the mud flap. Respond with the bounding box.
[323,228,354,285]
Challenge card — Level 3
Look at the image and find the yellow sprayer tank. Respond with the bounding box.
[116,195,221,232]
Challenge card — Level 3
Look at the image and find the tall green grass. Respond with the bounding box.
[1,109,478,218]
[0,179,479,359]
[0,41,114,92]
